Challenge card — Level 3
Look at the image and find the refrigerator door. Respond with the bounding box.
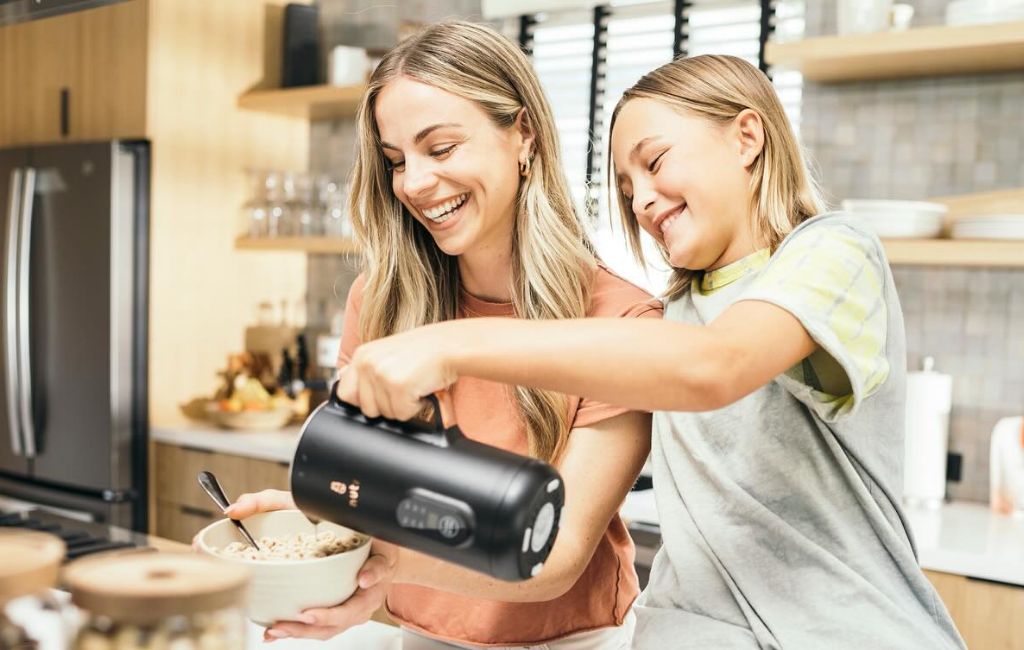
[0,147,30,476]
[25,142,139,494]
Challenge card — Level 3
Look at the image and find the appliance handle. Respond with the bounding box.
[16,167,36,458]
[4,168,24,457]
[328,380,462,443]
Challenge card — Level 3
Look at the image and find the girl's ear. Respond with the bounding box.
[515,108,537,165]
[734,108,765,168]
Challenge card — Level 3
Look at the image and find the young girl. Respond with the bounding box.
[228,21,659,649]
[336,55,967,649]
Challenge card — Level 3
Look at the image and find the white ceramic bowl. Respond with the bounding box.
[841,199,948,239]
[196,510,371,626]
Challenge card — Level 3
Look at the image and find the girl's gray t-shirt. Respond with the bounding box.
[633,214,965,649]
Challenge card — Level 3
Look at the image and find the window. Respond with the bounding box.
[521,0,806,291]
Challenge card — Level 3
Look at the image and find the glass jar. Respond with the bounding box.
[64,553,250,650]
[0,530,66,650]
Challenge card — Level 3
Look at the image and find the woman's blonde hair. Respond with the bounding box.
[609,54,825,300]
[348,21,595,461]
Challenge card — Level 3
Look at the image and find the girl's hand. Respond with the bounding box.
[263,540,399,642]
[336,323,458,421]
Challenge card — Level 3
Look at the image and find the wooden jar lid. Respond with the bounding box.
[63,552,250,623]
[0,530,64,603]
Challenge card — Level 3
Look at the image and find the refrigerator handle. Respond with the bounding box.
[4,168,24,457]
[16,168,36,458]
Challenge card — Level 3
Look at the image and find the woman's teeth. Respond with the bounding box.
[660,213,679,234]
[424,193,469,223]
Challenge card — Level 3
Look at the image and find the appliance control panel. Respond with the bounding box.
[396,488,474,546]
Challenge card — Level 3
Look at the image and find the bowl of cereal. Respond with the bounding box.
[195,509,371,626]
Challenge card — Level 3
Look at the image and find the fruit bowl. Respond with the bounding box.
[206,405,294,430]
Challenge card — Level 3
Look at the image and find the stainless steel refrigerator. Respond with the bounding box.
[0,140,148,531]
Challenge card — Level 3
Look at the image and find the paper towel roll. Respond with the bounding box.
[903,357,952,508]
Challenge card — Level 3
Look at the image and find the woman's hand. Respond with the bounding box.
[223,489,295,519]
[219,490,399,641]
[337,322,459,420]
[264,540,400,642]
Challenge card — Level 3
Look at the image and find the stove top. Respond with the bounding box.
[0,508,150,561]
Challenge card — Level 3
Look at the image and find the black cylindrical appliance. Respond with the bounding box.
[290,389,564,581]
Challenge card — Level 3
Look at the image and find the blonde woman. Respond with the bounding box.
[334,55,966,649]
[228,21,659,649]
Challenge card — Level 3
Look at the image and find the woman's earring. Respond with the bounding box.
[519,156,532,177]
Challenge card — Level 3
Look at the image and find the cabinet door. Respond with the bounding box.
[70,0,148,140]
[156,501,219,544]
[0,17,74,146]
[925,569,1024,649]
[0,1,146,146]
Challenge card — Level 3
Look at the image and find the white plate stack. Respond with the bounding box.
[946,0,1024,26]
[951,214,1024,240]
[841,199,948,239]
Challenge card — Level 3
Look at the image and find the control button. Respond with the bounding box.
[547,479,560,493]
[530,502,555,553]
[531,562,544,577]
[438,514,463,539]
[522,527,532,553]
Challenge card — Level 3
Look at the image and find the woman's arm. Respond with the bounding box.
[340,299,816,419]
[390,409,651,601]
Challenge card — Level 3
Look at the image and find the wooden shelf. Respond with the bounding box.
[237,84,366,120]
[883,239,1024,267]
[235,236,361,255]
[765,20,1024,82]
[879,189,1024,267]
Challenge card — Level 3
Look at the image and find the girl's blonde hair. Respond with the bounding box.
[348,21,596,461]
[609,54,826,300]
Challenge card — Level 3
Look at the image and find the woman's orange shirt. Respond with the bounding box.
[337,267,662,647]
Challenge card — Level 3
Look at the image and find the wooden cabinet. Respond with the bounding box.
[0,0,147,146]
[153,442,290,543]
[925,569,1024,649]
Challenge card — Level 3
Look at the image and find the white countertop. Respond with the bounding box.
[622,489,1024,586]
[152,421,301,463]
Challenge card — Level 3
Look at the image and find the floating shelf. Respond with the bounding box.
[882,239,1024,268]
[765,20,1024,82]
[879,188,1024,267]
[235,236,361,255]
[237,84,365,120]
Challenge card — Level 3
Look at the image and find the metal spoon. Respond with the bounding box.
[197,471,261,550]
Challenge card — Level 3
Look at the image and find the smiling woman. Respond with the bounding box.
[230,20,662,650]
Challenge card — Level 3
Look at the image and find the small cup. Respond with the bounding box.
[836,0,893,35]
[327,45,369,86]
[890,3,915,31]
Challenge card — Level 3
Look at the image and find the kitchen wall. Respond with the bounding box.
[802,0,1024,502]
[303,0,490,335]
[305,0,1023,503]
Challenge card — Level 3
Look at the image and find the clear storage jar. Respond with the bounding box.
[64,553,250,650]
[0,530,65,650]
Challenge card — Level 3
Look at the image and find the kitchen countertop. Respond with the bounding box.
[152,421,301,463]
[154,427,1024,586]
[621,489,1024,586]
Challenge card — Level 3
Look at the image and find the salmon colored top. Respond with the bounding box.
[337,267,662,647]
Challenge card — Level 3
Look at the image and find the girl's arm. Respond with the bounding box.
[340,299,817,418]
[391,409,651,601]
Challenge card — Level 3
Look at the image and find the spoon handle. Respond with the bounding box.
[197,471,261,550]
